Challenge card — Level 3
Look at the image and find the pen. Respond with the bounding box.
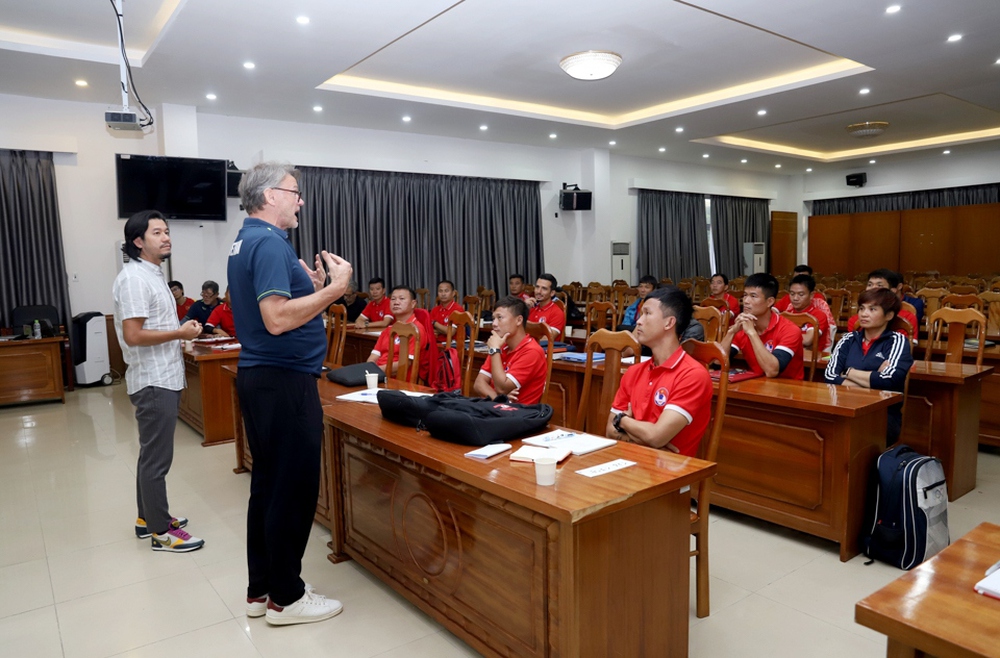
[987,560,1000,576]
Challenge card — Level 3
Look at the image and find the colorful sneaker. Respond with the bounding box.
[135,516,188,539]
[247,583,315,618]
[150,527,205,553]
[265,590,343,626]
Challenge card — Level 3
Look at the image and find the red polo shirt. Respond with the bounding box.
[785,302,830,349]
[370,315,430,368]
[206,303,236,337]
[776,293,836,351]
[429,300,464,342]
[846,309,918,340]
[176,297,194,321]
[528,301,565,336]
[610,348,712,457]
[360,297,393,324]
[712,293,739,316]
[478,334,547,404]
[731,311,804,380]
[516,292,532,303]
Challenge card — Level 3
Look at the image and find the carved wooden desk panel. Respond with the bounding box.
[178,343,240,446]
[0,337,65,406]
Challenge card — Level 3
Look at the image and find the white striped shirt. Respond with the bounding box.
[112,259,185,394]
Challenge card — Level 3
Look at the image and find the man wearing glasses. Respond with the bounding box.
[228,162,353,626]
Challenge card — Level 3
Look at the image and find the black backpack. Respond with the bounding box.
[377,390,552,446]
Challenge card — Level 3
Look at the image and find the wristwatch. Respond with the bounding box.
[488,347,501,356]
[613,411,626,433]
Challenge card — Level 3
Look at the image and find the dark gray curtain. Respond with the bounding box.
[0,150,72,330]
[291,167,543,298]
[636,189,711,282]
[710,194,770,278]
[812,182,1000,215]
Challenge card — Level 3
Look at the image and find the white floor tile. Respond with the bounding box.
[0,606,64,658]
[0,558,54,619]
[110,618,262,658]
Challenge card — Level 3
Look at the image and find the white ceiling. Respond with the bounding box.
[1,0,999,174]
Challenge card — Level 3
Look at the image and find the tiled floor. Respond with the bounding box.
[1,384,998,657]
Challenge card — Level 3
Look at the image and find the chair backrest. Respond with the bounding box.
[949,284,978,295]
[677,281,693,297]
[585,285,605,304]
[942,293,983,312]
[916,287,948,319]
[11,304,60,331]
[387,321,422,384]
[980,291,1000,339]
[924,279,949,289]
[463,295,483,326]
[584,301,616,335]
[692,305,724,342]
[681,339,729,465]
[693,277,711,302]
[925,307,986,366]
[479,289,496,312]
[575,329,640,433]
[611,279,628,287]
[659,278,674,287]
[324,303,348,367]
[445,311,479,396]
[825,289,849,322]
[525,321,558,397]
[900,300,917,317]
[820,276,840,288]
[781,311,820,379]
[415,288,430,309]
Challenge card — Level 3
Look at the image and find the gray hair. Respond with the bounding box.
[346,279,358,293]
[239,162,299,215]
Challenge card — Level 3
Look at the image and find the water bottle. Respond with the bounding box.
[32,319,41,339]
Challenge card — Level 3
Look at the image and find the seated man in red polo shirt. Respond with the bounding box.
[784,274,830,350]
[353,277,393,329]
[774,264,836,349]
[366,286,431,375]
[508,274,533,304]
[429,279,464,343]
[473,295,547,404]
[169,281,195,321]
[206,286,237,338]
[606,287,712,457]
[708,273,740,317]
[845,269,919,340]
[526,273,565,337]
[722,272,804,380]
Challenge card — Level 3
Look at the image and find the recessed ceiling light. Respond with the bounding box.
[402,115,411,122]
[860,88,870,94]
[658,147,666,152]
[313,106,322,112]
[75,79,88,87]
[995,58,1000,65]
[806,168,813,172]
[740,159,748,164]
[947,34,962,42]
[943,149,951,154]
[609,140,616,146]
[675,127,684,133]
[757,109,767,116]
[885,5,901,14]
[549,133,557,139]
[480,125,488,131]
[870,159,877,163]
[205,93,217,100]
[775,164,782,168]
[296,16,310,25]
[702,153,710,158]
[243,61,255,69]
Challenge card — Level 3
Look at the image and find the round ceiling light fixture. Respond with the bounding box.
[559,50,622,81]
[846,121,889,138]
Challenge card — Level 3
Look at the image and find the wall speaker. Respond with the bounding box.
[559,189,592,211]
[846,172,867,188]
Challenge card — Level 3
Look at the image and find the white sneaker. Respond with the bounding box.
[247,583,315,618]
[265,589,343,626]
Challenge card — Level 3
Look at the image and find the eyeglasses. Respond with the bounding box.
[271,187,302,200]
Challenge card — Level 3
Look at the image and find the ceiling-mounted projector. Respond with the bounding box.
[105,111,142,131]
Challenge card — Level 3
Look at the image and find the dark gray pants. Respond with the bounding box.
[129,386,181,536]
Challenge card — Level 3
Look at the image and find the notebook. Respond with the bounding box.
[509,445,572,463]
[974,567,1000,600]
[522,429,616,455]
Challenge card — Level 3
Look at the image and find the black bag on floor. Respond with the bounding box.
[377,390,552,446]
[863,444,950,570]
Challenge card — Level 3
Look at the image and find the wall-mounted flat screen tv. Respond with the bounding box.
[116,154,228,221]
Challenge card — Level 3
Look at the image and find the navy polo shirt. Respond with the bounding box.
[227,217,325,375]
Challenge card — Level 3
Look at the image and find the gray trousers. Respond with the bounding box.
[128,386,181,535]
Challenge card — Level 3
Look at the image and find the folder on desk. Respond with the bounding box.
[974,568,1000,600]
[710,368,762,383]
[509,445,572,463]
[522,429,616,455]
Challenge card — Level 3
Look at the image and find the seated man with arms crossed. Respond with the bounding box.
[354,276,393,329]
[526,273,565,337]
[774,264,836,351]
[708,273,740,317]
[366,286,431,375]
[205,286,236,337]
[721,273,804,380]
[784,274,830,350]
[606,287,712,456]
[508,273,532,303]
[473,295,547,404]
[845,269,919,340]
[183,280,221,326]
[617,275,657,331]
[429,279,464,343]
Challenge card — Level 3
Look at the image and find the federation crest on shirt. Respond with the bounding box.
[765,340,775,352]
[653,387,669,407]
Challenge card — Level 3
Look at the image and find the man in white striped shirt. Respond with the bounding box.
[112,210,205,553]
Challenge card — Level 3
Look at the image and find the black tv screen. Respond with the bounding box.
[116,154,228,221]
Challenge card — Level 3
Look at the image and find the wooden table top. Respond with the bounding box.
[724,377,901,417]
[183,340,240,361]
[806,349,994,384]
[856,522,1000,658]
[320,378,716,525]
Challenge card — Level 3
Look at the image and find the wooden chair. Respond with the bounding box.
[611,279,628,287]
[924,280,949,289]
[562,283,579,303]
[825,289,850,323]
[681,339,730,619]
[775,275,789,293]
[916,288,948,321]
[729,276,745,293]
[463,295,483,327]
[584,284,605,304]
[677,281,693,297]
[478,289,496,312]
[692,305,725,342]
[949,284,978,295]
[554,290,568,306]
[525,321,559,398]
[445,311,479,396]
[820,276,840,289]
[924,307,986,367]
[584,301,616,335]
[781,312,821,379]
[659,278,674,287]
[324,303,348,367]
[574,329,640,433]
[386,321,422,384]
[941,293,983,312]
[979,291,1000,339]
[693,277,711,302]
[699,297,730,317]
[415,288,430,309]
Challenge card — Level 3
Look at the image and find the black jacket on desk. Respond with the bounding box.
[824,329,913,441]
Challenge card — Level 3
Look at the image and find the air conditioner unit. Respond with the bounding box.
[611,242,631,283]
[742,242,766,275]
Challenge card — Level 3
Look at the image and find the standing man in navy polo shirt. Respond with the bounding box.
[228,162,352,626]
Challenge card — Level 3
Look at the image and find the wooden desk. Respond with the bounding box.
[322,390,715,658]
[856,522,1000,658]
[178,342,240,446]
[0,337,65,405]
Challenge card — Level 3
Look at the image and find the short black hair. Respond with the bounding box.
[537,273,557,288]
[122,210,166,260]
[711,273,729,285]
[868,268,902,288]
[645,286,693,337]
[168,281,183,291]
[790,273,816,292]
[437,279,455,290]
[391,285,416,301]
[202,280,219,295]
[744,273,779,300]
[638,275,658,287]
[509,274,524,283]
[368,277,386,288]
[793,264,813,275]
[494,295,529,326]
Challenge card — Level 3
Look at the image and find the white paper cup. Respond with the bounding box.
[534,457,557,486]
[365,372,379,389]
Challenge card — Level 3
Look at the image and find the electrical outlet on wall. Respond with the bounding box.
[72,273,79,283]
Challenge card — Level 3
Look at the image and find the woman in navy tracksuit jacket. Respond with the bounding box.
[824,287,913,442]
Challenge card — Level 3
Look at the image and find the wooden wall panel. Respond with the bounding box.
[953,203,1000,276]
[770,211,798,276]
[850,211,900,275]
[899,207,955,274]
[807,214,852,275]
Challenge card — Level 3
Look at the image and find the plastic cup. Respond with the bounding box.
[534,457,557,486]
[365,372,379,390]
